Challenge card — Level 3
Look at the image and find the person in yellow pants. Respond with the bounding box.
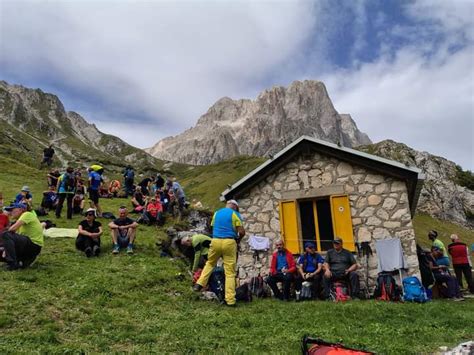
[194,199,245,306]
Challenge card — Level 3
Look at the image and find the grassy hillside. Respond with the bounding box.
[1,156,473,353]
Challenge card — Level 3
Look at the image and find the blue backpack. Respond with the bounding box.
[403,276,428,303]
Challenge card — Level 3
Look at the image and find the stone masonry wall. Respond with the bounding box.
[236,151,420,291]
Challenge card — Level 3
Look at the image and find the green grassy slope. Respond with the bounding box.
[1,156,473,353]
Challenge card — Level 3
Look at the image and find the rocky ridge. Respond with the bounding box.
[0,81,160,171]
[147,80,372,164]
[358,140,474,227]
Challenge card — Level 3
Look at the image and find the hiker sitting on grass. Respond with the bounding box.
[428,246,464,301]
[41,185,58,211]
[295,241,324,300]
[181,234,212,273]
[0,202,44,270]
[145,196,165,226]
[108,206,138,255]
[108,179,121,197]
[15,185,33,205]
[131,186,146,213]
[76,208,102,257]
[322,237,360,300]
[266,240,296,301]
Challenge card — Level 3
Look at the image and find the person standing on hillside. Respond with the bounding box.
[88,167,102,217]
[193,200,245,307]
[56,167,76,219]
[448,234,474,293]
[41,145,55,168]
[123,166,135,196]
[0,202,44,270]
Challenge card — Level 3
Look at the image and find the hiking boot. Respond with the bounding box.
[92,245,100,257]
[193,284,203,292]
[126,244,134,255]
[112,244,120,254]
[85,247,93,258]
[224,302,236,307]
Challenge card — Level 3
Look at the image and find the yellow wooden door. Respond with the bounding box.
[330,195,355,252]
[279,200,300,254]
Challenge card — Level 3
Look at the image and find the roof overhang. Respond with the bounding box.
[221,136,424,217]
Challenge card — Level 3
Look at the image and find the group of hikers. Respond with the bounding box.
[0,161,191,268]
[1,154,473,306]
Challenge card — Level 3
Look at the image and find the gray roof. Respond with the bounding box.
[221,135,424,216]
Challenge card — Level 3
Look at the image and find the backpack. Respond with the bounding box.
[332,281,351,302]
[62,173,75,192]
[125,169,134,180]
[250,275,266,298]
[403,276,428,303]
[101,212,116,219]
[209,267,225,303]
[373,273,401,301]
[235,283,252,302]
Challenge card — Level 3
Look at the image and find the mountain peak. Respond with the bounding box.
[148,80,371,164]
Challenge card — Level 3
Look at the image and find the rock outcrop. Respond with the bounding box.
[147,80,371,164]
[358,140,474,227]
[0,80,160,170]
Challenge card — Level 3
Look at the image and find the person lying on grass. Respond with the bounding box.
[108,206,138,255]
[76,208,103,258]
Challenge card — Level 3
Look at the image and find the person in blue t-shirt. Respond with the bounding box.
[15,186,33,205]
[295,241,324,300]
[88,167,103,217]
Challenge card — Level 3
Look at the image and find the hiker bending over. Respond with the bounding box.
[56,167,76,219]
[429,246,463,300]
[15,186,33,205]
[322,237,360,300]
[448,234,474,293]
[0,202,44,270]
[295,241,324,300]
[266,240,296,301]
[108,206,138,255]
[194,199,245,307]
[181,234,212,272]
[76,208,102,257]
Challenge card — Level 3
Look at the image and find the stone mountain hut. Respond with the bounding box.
[221,136,424,289]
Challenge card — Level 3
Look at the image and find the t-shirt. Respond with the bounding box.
[88,171,101,190]
[43,147,54,157]
[432,239,447,256]
[58,173,76,194]
[146,202,163,218]
[155,176,165,189]
[133,192,145,205]
[325,248,356,276]
[15,192,32,203]
[0,213,9,231]
[297,253,325,273]
[276,251,288,272]
[79,220,102,235]
[113,217,135,227]
[139,178,152,188]
[43,191,57,203]
[211,207,243,238]
[18,211,44,247]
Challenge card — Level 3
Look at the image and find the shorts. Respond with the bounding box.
[89,189,99,204]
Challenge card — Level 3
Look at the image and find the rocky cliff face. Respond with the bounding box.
[358,140,474,227]
[147,80,372,164]
[0,81,160,171]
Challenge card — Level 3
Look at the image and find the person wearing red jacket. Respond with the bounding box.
[448,234,474,293]
[266,240,296,301]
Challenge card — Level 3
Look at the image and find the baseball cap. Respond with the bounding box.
[304,241,316,249]
[333,237,343,244]
[227,199,239,207]
[4,202,27,211]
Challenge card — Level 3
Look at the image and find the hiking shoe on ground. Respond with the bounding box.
[224,302,236,307]
[193,284,203,292]
[112,244,120,254]
[92,245,100,256]
[126,244,134,255]
[85,247,93,258]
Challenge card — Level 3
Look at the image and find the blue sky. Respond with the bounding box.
[0,0,473,169]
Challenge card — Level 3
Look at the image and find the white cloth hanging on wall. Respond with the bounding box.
[248,235,270,251]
